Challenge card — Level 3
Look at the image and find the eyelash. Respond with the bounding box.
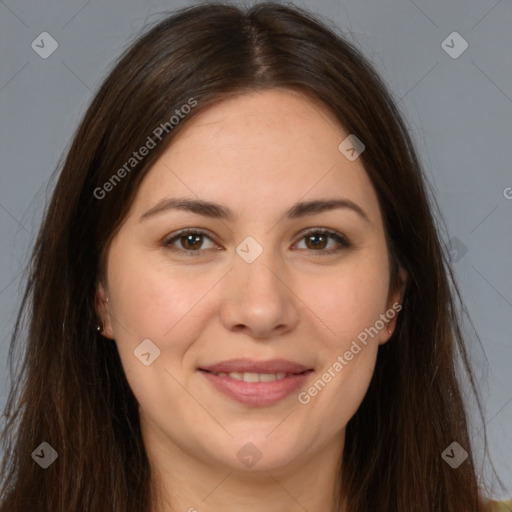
[162,228,351,257]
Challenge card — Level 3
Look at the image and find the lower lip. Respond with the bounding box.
[199,370,313,406]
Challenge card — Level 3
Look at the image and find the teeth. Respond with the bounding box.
[215,371,290,382]
[243,372,259,383]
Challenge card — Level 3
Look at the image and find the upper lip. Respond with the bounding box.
[199,358,312,374]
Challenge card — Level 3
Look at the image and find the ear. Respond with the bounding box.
[95,281,115,339]
[378,266,407,345]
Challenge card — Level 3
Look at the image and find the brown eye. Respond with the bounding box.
[305,233,328,250]
[295,229,350,254]
[163,229,217,255]
[162,228,350,258]
[179,233,204,250]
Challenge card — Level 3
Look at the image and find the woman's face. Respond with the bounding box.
[97,88,405,474]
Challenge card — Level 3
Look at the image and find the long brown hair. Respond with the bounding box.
[0,2,495,510]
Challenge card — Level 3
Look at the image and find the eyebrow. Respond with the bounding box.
[139,197,370,223]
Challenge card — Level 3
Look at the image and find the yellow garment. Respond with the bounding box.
[491,500,512,511]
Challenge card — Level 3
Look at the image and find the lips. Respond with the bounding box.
[198,358,314,406]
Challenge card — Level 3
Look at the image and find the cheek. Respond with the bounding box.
[294,265,388,436]
[105,255,215,417]
[105,247,216,371]
[306,258,390,346]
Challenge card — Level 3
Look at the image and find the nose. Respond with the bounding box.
[219,248,300,339]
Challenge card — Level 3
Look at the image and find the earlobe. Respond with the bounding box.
[380,266,407,345]
[94,283,114,339]
[378,306,401,346]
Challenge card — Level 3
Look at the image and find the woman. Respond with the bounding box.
[0,2,508,511]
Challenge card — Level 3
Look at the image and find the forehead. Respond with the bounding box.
[169,88,344,161]
[129,88,381,224]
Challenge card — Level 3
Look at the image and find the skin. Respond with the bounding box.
[96,88,407,512]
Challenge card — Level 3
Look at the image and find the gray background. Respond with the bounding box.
[1,0,511,499]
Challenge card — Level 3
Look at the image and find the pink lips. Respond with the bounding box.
[198,358,313,406]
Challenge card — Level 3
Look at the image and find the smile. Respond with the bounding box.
[198,362,314,407]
